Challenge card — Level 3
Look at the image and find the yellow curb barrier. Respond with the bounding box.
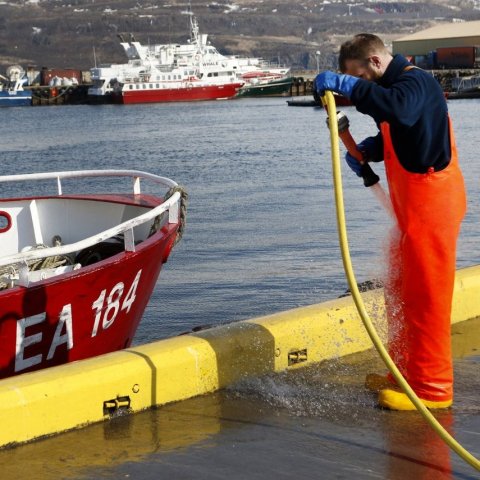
[1,264,479,448]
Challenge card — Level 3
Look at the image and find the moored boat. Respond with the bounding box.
[287,93,352,107]
[0,65,32,107]
[286,98,321,107]
[88,26,244,104]
[0,170,185,379]
[446,75,480,100]
[112,72,243,104]
[236,74,294,97]
[88,13,290,103]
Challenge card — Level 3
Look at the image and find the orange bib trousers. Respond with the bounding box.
[381,118,466,402]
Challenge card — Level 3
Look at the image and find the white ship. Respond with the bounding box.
[88,14,291,103]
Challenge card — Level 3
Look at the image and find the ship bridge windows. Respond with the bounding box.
[207,71,234,78]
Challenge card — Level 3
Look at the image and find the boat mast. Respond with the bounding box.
[190,15,199,48]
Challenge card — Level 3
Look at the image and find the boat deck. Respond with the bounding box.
[1,316,479,480]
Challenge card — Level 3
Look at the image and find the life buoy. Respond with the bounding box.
[51,87,57,97]
[0,211,12,233]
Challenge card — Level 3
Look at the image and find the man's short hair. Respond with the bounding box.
[339,34,387,72]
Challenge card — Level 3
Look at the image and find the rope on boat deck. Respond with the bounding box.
[0,265,18,290]
[170,185,188,244]
[0,237,74,291]
[151,185,188,245]
[323,90,480,472]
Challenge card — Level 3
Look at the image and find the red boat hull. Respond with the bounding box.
[117,82,243,104]
[0,197,179,379]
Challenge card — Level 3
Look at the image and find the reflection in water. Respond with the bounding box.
[382,410,454,480]
[0,395,224,480]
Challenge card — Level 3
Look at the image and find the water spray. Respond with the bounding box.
[326,110,393,217]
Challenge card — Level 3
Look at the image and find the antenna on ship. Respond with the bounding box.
[191,17,199,44]
[186,0,197,44]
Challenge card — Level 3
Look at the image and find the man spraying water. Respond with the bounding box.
[314,34,466,410]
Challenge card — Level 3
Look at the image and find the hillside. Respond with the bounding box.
[0,0,479,72]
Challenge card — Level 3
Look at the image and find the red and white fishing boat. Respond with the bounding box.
[0,170,185,379]
[88,28,243,104]
[116,72,243,104]
[88,14,290,104]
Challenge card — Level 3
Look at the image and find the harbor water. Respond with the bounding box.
[0,98,479,478]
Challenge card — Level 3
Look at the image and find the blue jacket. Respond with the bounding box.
[350,54,450,173]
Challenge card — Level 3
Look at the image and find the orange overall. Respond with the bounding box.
[381,117,466,402]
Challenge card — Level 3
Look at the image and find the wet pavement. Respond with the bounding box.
[1,317,479,480]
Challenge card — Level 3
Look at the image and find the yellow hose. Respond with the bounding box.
[323,90,480,471]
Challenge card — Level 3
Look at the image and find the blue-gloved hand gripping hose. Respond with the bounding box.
[323,90,480,471]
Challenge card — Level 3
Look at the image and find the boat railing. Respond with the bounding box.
[452,75,480,92]
[0,170,181,273]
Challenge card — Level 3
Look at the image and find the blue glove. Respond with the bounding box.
[314,71,359,98]
[345,137,379,177]
[357,136,379,162]
[345,151,362,177]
